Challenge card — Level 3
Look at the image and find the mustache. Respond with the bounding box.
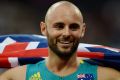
[57,37,74,42]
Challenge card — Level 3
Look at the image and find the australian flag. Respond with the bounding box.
[77,74,94,80]
[0,34,120,71]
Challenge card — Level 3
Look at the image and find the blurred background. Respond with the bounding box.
[0,0,120,48]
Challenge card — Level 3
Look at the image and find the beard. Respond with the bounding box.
[47,34,80,59]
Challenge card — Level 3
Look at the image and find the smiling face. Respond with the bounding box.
[41,2,85,58]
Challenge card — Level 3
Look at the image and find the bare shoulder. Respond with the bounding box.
[98,66,120,80]
[0,65,27,80]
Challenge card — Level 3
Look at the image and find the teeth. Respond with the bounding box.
[60,41,71,44]
[62,42,69,44]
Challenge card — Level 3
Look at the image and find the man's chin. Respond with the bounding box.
[58,49,74,56]
[59,48,71,53]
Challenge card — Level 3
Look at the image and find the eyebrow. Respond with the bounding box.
[70,23,80,27]
[53,22,64,27]
[53,22,80,26]
[54,22,64,25]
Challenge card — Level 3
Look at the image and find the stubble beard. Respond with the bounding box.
[47,35,79,60]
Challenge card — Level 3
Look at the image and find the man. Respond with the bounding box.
[0,1,120,80]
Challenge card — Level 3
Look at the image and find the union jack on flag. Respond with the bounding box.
[77,74,94,80]
[0,34,120,71]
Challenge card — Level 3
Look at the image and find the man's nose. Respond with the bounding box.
[62,27,71,37]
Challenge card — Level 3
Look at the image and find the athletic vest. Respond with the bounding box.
[26,60,97,80]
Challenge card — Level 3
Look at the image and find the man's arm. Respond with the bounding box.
[0,65,26,80]
[98,66,120,80]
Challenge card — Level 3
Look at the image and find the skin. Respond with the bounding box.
[40,1,85,76]
[0,1,120,80]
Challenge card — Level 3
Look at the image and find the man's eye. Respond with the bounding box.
[70,24,80,31]
[54,23,64,29]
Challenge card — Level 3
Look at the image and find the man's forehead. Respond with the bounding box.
[48,6,82,19]
[48,4,76,17]
[45,1,83,24]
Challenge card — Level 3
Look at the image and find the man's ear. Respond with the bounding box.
[40,22,47,36]
[81,23,86,38]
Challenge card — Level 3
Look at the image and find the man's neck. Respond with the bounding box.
[45,52,79,76]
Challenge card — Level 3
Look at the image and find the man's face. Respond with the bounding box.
[42,6,85,58]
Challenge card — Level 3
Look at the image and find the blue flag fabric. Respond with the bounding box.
[0,34,120,71]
